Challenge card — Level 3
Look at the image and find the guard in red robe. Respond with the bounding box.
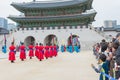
[44,45,49,59]
[53,45,57,57]
[28,43,34,59]
[49,46,53,58]
[64,45,66,52]
[19,43,26,61]
[35,43,39,58]
[38,43,44,61]
[9,42,16,63]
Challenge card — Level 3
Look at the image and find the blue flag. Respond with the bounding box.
[2,45,7,53]
[2,34,7,53]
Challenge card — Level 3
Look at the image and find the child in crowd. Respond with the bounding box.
[91,54,109,80]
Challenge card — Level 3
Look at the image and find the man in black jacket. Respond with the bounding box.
[114,33,120,79]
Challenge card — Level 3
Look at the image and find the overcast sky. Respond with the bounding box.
[0,0,120,27]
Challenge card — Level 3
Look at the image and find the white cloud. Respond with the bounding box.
[93,0,120,27]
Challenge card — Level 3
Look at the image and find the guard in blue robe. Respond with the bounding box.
[69,45,73,53]
[61,45,64,52]
[74,46,79,53]
[66,46,69,52]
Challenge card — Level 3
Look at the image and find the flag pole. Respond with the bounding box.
[70,33,73,52]
[52,35,54,46]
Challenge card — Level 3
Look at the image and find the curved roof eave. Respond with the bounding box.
[11,0,91,9]
[8,12,96,22]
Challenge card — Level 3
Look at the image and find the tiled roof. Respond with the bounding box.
[11,0,90,8]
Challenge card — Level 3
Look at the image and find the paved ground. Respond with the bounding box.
[0,51,99,80]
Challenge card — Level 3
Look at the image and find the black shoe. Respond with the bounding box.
[11,61,14,63]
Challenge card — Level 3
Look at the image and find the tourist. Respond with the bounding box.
[112,43,120,79]
[19,42,26,61]
[95,43,100,59]
[9,42,16,63]
[114,33,120,44]
[114,33,120,79]
[100,39,108,52]
[28,43,34,59]
[109,42,119,78]
[101,42,109,57]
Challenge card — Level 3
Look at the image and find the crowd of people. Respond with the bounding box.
[8,42,58,63]
[92,33,120,80]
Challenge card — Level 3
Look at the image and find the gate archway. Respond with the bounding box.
[24,36,35,47]
[67,35,80,46]
[44,34,58,46]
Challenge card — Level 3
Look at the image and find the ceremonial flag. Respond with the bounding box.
[4,34,6,45]
[73,37,76,45]
[70,33,72,45]
[54,37,58,45]
[13,37,15,43]
[20,41,22,45]
[61,39,65,45]
[76,36,78,42]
